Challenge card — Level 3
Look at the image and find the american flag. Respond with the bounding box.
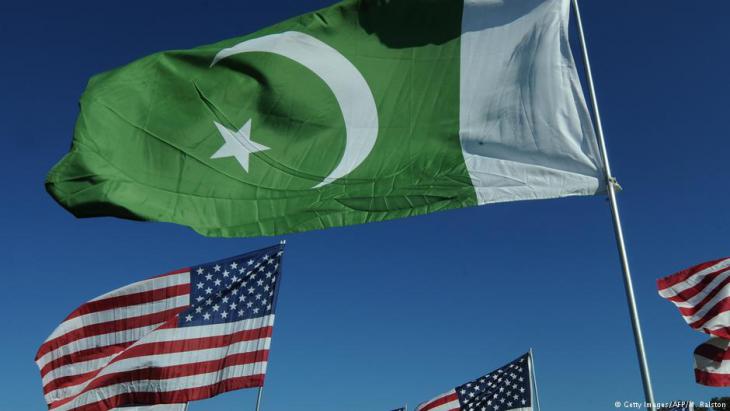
[657,256,730,339]
[693,337,730,387]
[657,257,730,387]
[35,244,285,411]
[415,353,532,411]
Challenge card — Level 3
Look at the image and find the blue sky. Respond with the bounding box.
[2,1,729,410]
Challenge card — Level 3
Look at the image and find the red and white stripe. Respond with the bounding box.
[35,268,273,411]
[657,257,730,339]
[415,390,460,411]
[694,337,730,387]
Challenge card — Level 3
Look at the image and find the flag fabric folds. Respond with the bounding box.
[47,0,604,238]
[113,405,186,411]
[35,244,285,411]
[657,257,730,339]
[415,353,532,411]
[658,256,730,387]
[694,337,730,387]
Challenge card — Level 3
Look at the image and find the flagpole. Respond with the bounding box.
[528,349,541,411]
[570,1,656,410]
[255,386,264,411]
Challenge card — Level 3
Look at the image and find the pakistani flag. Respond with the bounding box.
[48,0,605,237]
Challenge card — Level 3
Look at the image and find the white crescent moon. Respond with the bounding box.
[211,31,379,188]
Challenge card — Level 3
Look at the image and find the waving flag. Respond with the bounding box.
[694,337,730,387]
[35,244,285,411]
[657,257,730,339]
[416,353,532,411]
[47,0,604,238]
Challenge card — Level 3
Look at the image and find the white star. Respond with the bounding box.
[211,120,269,172]
[212,304,220,311]
[221,311,228,319]
[238,309,245,316]
[247,259,254,265]
[223,270,229,277]
[195,306,203,313]
[205,273,213,281]
[253,307,260,314]
[196,267,204,275]
[196,282,204,289]
[203,312,211,320]
[185,314,193,322]
[213,264,221,272]
[214,279,221,286]
[230,262,238,269]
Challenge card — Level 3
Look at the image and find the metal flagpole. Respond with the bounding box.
[184,403,189,411]
[255,386,264,411]
[528,349,541,411]
[570,1,656,410]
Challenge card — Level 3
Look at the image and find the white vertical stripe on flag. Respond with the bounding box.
[459,0,604,206]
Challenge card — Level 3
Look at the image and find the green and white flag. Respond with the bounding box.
[48,0,604,237]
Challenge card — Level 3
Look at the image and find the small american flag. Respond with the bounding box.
[693,337,730,387]
[657,257,730,339]
[36,244,285,411]
[415,353,532,411]
[658,257,730,387]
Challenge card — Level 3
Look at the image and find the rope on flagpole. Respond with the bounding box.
[528,349,541,411]
[570,1,656,410]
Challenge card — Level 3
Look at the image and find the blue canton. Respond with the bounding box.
[456,354,531,411]
[178,244,284,327]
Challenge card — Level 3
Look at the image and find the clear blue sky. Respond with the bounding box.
[1,1,729,410]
